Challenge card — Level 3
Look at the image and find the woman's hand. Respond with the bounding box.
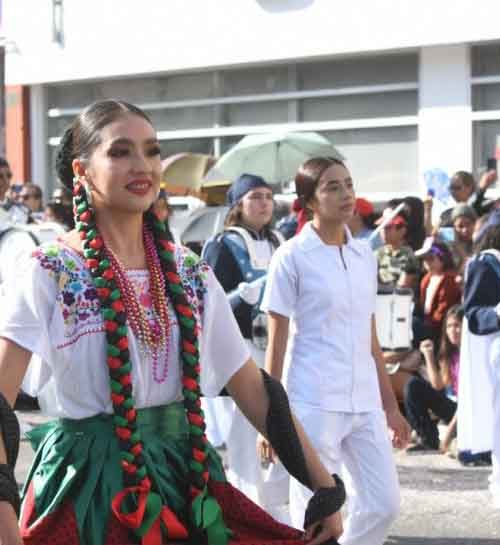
[304,510,343,545]
[257,434,276,465]
[419,339,434,359]
[386,407,411,449]
[0,501,22,545]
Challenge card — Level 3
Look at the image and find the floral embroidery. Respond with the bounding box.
[32,242,208,345]
[33,244,103,339]
[175,246,209,318]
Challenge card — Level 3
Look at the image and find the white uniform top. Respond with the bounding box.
[261,222,382,412]
[0,242,249,419]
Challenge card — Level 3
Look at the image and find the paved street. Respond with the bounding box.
[14,411,500,544]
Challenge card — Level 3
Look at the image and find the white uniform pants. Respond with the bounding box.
[489,338,500,507]
[289,404,400,545]
[225,341,290,524]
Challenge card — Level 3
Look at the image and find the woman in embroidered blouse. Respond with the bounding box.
[0,101,342,545]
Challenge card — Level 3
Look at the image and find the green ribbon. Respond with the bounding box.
[191,488,230,545]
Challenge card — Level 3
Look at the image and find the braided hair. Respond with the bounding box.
[55,100,214,540]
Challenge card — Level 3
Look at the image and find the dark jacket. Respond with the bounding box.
[202,227,280,339]
[464,254,500,335]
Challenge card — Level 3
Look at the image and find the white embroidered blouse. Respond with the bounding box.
[0,242,249,418]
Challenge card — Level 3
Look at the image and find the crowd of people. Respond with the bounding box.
[0,97,499,545]
[0,158,75,230]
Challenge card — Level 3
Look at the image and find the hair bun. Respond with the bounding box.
[55,127,75,189]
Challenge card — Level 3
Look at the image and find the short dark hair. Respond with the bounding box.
[451,171,475,190]
[295,156,345,207]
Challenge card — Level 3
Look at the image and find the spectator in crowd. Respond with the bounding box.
[458,211,500,502]
[52,185,73,207]
[389,197,427,252]
[20,183,43,219]
[415,238,461,344]
[5,184,22,204]
[449,203,477,279]
[405,305,463,452]
[376,208,419,289]
[44,200,74,230]
[202,173,288,522]
[276,197,310,239]
[0,157,13,203]
[347,197,377,241]
[439,169,497,227]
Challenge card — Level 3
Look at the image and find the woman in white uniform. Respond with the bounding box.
[261,157,410,545]
[202,174,289,522]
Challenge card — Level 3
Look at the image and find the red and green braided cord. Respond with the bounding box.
[73,181,223,542]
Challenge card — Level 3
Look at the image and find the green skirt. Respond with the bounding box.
[21,403,226,545]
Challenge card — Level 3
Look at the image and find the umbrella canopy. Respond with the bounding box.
[207,131,344,185]
[161,153,216,193]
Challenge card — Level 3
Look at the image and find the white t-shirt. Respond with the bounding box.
[261,222,382,412]
[0,241,249,418]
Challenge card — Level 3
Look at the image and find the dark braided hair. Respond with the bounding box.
[56,100,216,540]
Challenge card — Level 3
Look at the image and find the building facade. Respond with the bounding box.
[3,0,500,199]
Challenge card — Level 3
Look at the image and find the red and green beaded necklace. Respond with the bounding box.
[73,179,227,544]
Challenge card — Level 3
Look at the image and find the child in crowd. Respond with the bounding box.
[416,238,461,344]
[404,305,463,452]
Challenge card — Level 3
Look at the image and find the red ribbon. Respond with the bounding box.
[112,485,189,544]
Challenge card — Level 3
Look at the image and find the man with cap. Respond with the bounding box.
[375,208,419,288]
[201,173,289,523]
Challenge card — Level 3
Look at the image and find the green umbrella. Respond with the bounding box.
[207,131,345,185]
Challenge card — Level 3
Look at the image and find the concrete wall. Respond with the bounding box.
[4,0,500,85]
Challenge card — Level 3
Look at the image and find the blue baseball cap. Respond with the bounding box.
[226,173,271,208]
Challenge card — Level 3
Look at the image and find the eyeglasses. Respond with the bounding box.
[449,184,464,192]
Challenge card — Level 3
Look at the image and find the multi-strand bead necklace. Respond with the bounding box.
[104,228,171,383]
[73,177,222,542]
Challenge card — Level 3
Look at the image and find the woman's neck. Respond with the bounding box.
[95,209,146,269]
[312,217,346,246]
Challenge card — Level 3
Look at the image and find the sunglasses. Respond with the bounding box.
[449,184,464,192]
[21,194,37,201]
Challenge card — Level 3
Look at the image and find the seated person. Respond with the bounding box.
[404,305,463,452]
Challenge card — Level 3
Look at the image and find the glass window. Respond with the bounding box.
[472,83,500,112]
[224,101,289,126]
[222,65,290,96]
[322,126,418,195]
[471,43,500,78]
[160,138,215,158]
[298,52,418,90]
[473,120,500,173]
[300,91,417,122]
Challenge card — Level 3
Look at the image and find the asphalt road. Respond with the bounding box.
[14,411,500,544]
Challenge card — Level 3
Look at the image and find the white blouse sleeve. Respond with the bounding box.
[199,267,250,397]
[261,244,298,318]
[0,253,57,363]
